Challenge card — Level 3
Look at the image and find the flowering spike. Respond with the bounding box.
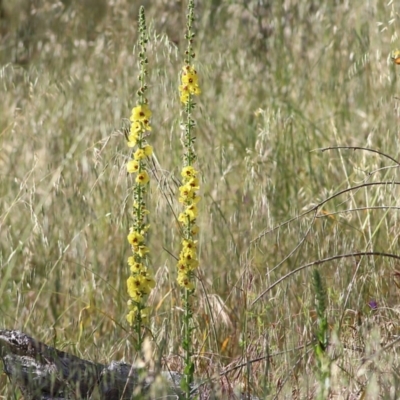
[177,0,200,397]
[125,5,154,354]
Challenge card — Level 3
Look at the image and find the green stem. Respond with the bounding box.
[182,288,193,398]
[135,303,143,354]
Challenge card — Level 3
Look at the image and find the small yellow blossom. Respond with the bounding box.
[127,134,138,148]
[141,224,150,234]
[143,145,153,156]
[182,65,197,75]
[126,309,136,325]
[126,306,150,325]
[192,195,201,204]
[130,121,142,134]
[143,121,152,131]
[128,260,143,273]
[177,273,195,290]
[179,184,196,202]
[127,256,136,266]
[188,258,199,270]
[136,171,150,185]
[182,72,198,86]
[180,65,201,100]
[181,166,198,180]
[127,160,140,174]
[177,259,190,273]
[135,245,150,258]
[190,85,201,95]
[127,276,145,296]
[179,87,190,104]
[181,250,194,262]
[127,289,143,303]
[140,269,156,289]
[182,239,197,251]
[130,104,152,122]
[134,148,146,160]
[185,204,198,220]
[187,177,200,189]
[178,212,189,224]
[133,144,153,161]
[127,231,144,246]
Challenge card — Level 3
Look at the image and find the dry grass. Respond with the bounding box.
[2,0,400,398]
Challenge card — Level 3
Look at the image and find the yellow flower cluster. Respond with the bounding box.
[125,102,155,326]
[127,267,155,302]
[128,104,152,146]
[179,65,201,104]
[177,166,200,289]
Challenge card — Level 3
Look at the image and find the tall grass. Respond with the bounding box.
[1,1,400,397]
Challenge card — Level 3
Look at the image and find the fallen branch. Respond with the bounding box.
[0,329,182,399]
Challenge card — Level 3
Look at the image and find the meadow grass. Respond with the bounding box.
[1,1,400,398]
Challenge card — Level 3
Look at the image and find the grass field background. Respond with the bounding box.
[2,0,400,398]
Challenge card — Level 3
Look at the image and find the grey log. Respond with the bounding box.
[0,329,183,399]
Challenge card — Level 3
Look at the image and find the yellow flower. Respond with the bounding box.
[178,212,189,225]
[179,184,196,203]
[180,89,190,104]
[182,72,198,86]
[127,276,145,296]
[127,160,140,173]
[143,121,152,131]
[143,145,153,156]
[188,258,199,270]
[185,204,198,220]
[182,65,198,77]
[127,276,144,301]
[141,224,150,234]
[181,166,198,180]
[127,230,144,246]
[136,171,150,185]
[135,245,150,258]
[140,269,156,290]
[192,195,201,204]
[128,259,143,273]
[190,85,201,95]
[130,104,152,122]
[180,247,196,262]
[130,121,142,134]
[177,273,195,290]
[188,177,200,190]
[126,309,136,326]
[177,256,199,271]
[127,133,139,148]
[127,256,136,266]
[140,282,153,295]
[133,145,153,161]
[126,306,150,325]
[134,148,146,160]
[182,239,197,251]
[177,259,190,273]
[181,66,201,97]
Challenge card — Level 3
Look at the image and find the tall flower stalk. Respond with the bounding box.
[177,0,201,396]
[125,6,155,354]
